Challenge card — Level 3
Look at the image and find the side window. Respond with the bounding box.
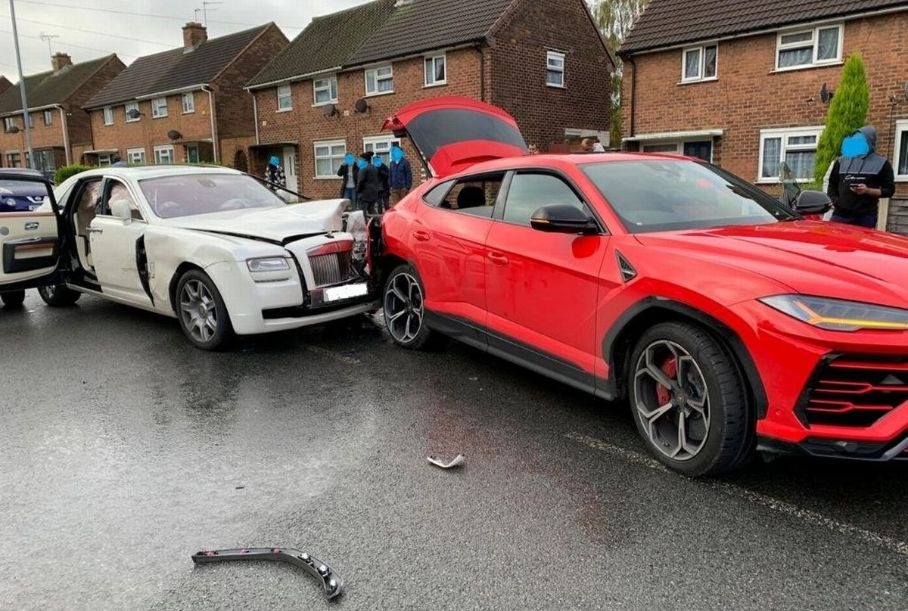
[75,179,103,215]
[423,180,453,207]
[436,174,505,218]
[100,180,143,220]
[502,173,585,226]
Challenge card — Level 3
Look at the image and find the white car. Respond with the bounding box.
[0,166,375,349]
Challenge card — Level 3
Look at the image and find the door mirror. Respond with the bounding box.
[108,198,133,221]
[794,190,832,216]
[530,204,598,234]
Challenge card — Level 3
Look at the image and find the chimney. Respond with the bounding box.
[51,53,72,72]
[182,22,208,51]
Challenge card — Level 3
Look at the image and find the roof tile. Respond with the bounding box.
[0,55,118,115]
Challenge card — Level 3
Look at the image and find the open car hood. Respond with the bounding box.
[382,96,527,178]
[164,199,348,243]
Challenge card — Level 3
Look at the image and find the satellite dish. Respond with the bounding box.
[819,83,834,104]
[354,98,369,114]
[167,130,182,140]
[322,103,337,118]
[126,108,142,120]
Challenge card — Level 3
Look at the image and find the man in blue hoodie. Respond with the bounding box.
[827,125,895,228]
[388,145,413,206]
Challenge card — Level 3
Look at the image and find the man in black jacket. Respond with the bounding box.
[337,153,358,207]
[356,152,383,215]
[827,125,896,228]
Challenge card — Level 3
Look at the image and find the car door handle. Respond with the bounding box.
[487,252,509,266]
[88,228,103,234]
[413,230,431,242]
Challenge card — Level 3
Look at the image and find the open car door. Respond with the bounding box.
[382,96,527,178]
[0,173,63,292]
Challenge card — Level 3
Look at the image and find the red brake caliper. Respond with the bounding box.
[655,357,677,406]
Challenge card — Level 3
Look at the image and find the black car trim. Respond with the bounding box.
[2,236,58,274]
[757,434,908,462]
[135,235,154,305]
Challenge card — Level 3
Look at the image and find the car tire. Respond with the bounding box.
[382,263,440,350]
[175,269,233,351]
[1,289,26,308]
[628,321,749,477]
[38,284,81,306]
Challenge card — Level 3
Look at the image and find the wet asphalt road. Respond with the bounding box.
[2,292,908,610]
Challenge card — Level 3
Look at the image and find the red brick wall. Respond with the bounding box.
[65,57,127,156]
[621,12,908,197]
[0,109,67,162]
[254,48,483,198]
[490,0,613,151]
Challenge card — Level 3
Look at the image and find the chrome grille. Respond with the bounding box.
[309,251,353,287]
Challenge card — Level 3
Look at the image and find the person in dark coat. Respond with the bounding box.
[373,154,390,212]
[388,145,413,206]
[337,152,358,207]
[356,152,383,215]
[827,125,895,228]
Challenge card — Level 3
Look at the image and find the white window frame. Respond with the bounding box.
[364,65,394,96]
[151,97,168,118]
[103,106,114,125]
[362,135,402,162]
[757,126,824,183]
[894,119,908,181]
[126,147,146,165]
[546,50,565,88]
[424,54,446,87]
[312,76,338,106]
[182,92,195,114]
[313,139,347,179]
[277,84,293,111]
[153,145,175,165]
[775,24,843,71]
[3,117,14,132]
[681,43,718,83]
[125,102,140,123]
[43,110,53,126]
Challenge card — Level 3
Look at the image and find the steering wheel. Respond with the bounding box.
[219,198,247,211]
[154,200,181,216]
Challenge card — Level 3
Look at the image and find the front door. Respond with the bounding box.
[283,146,298,190]
[88,178,151,306]
[484,171,609,386]
[0,174,61,291]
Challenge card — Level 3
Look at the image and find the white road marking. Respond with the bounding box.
[566,432,908,558]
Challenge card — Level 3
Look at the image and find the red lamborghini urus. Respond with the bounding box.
[375,97,908,476]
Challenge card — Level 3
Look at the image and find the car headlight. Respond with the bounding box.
[246,257,291,282]
[760,295,908,332]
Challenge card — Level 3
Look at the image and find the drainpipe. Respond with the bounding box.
[624,54,637,147]
[203,85,219,163]
[56,105,71,165]
[474,44,485,103]
[252,92,260,145]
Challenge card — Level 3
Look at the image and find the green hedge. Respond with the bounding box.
[54,164,93,185]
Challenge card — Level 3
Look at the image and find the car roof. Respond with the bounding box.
[0,167,43,176]
[72,165,244,180]
[452,151,698,176]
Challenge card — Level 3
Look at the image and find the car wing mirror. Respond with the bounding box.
[530,204,598,235]
[108,199,133,221]
[794,190,832,216]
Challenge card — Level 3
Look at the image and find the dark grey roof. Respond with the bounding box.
[247,0,397,87]
[85,24,274,108]
[621,0,908,54]
[349,0,515,65]
[0,55,119,115]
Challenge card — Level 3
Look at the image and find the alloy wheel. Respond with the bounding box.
[384,271,424,343]
[633,339,711,461]
[179,279,218,344]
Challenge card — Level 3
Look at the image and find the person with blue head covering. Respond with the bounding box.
[264,155,286,191]
[827,125,895,228]
[336,151,358,206]
[388,144,413,206]
[373,154,390,212]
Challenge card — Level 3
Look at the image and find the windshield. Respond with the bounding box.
[582,159,795,233]
[138,173,286,219]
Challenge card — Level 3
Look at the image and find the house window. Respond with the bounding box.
[313,76,338,105]
[424,54,446,86]
[682,44,717,82]
[43,110,53,126]
[895,120,908,180]
[365,65,393,95]
[182,92,195,113]
[3,117,14,133]
[362,136,401,163]
[127,148,146,165]
[759,127,823,182]
[151,97,168,118]
[97,153,112,166]
[125,102,140,122]
[546,51,565,87]
[314,140,347,178]
[277,84,293,111]
[6,152,20,167]
[26,114,33,129]
[154,145,175,165]
[103,106,114,125]
[776,25,842,70]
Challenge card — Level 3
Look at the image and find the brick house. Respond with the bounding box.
[83,22,287,169]
[618,0,908,233]
[0,54,125,176]
[246,0,613,198]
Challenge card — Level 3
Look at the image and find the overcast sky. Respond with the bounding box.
[0,0,370,79]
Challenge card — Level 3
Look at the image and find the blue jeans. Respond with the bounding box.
[342,187,356,207]
[831,212,877,228]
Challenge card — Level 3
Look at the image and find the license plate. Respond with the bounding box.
[323,283,368,302]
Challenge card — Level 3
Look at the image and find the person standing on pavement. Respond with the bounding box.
[827,125,895,228]
[373,154,390,212]
[337,152,358,207]
[388,145,413,206]
[356,152,383,215]
[112,155,126,167]
[264,155,286,191]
